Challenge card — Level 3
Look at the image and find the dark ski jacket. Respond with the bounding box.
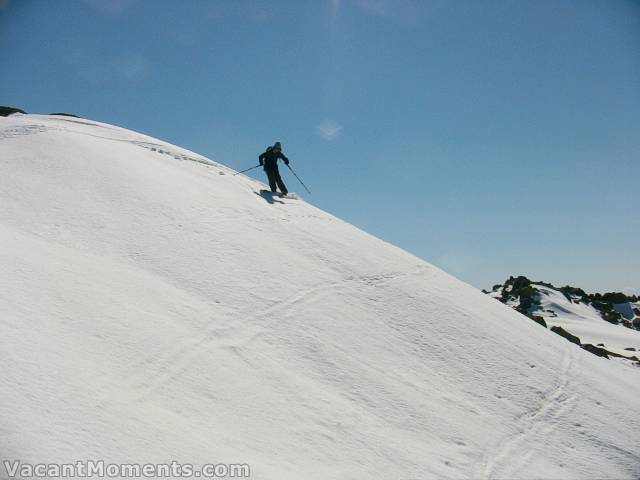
[259,148,289,170]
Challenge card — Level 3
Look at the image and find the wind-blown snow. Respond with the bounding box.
[1,114,639,479]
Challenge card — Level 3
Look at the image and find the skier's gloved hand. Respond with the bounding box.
[285,160,290,166]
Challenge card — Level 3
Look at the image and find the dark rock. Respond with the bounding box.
[511,276,532,291]
[601,292,629,304]
[550,326,581,345]
[49,112,80,118]
[597,343,605,347]
[582,344,609,359]
[581,345,637,362]
[0,106,26,116]
[601,311,621,324]
[624,347,636,351]
[530,315,547,328]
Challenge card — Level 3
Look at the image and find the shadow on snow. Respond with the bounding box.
[255,190,285,205]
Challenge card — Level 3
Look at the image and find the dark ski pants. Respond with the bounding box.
[265,167,288,195]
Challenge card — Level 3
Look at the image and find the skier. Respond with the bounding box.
[259,142,289,196]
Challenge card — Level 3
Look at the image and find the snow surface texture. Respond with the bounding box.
[534,286,640,358]
[1,114,639,479]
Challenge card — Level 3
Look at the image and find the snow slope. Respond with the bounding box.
[1,114,639,479]
[534,285,640,358]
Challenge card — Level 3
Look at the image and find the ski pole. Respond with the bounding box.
[233,164,261,176]
[287,164,311,194]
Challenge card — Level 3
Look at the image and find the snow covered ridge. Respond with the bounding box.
[2,114,640,479]
[487,276,640,363]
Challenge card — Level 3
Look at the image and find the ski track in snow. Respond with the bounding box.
[0,120,227,172]
[126,269,425,403]
[476,345,579,479]
[0,123,50,139]
[124,279,343,403]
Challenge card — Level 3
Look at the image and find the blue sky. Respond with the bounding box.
[2,0,639,294]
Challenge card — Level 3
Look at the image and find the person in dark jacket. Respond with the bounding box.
[259,141,289,195]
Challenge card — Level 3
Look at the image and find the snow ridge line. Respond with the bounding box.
[475,346,578,479]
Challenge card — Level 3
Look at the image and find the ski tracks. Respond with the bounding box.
[0,120,229,173]
[124,268,425,403]
[124,279,344,403]
[0,124,49,140]
[475,346,579,479]
[130,140,222,170]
